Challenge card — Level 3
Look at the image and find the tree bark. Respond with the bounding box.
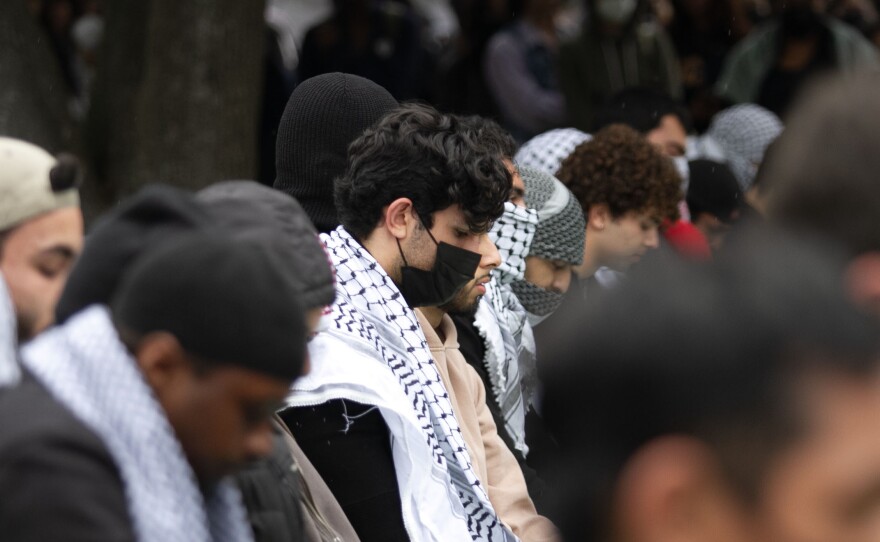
[91,0,266,201]
[0,1,75,153]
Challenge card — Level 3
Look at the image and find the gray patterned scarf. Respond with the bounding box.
[0,275,19,388]
[22,306,254,542]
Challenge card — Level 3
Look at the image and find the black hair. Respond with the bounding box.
[335,103,512,240]
[457,114,518,159]
[592,87,693,134]
[539,228,879,540]
[49,153,82,193]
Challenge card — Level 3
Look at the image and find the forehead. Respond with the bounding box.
[202,363,292,402]
[431,204,475,231]
[2,207,83,255]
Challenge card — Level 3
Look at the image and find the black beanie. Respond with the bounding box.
[197,180,336,310]
[686,159,743,223]
[111,233,308,381]
[273,73,398,233]
[56,184,212,324]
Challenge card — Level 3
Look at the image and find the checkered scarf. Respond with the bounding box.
[323,227,516,542]
[514,128,592,175]
[707,104,783,191]
[22,306,254,542]
[0,275,19,388]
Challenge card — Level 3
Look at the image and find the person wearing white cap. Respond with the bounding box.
[0,137,83,354]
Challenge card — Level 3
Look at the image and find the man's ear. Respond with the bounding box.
[588,204,611,231]
[384,198,415,240]
[845,252,880,316]
[612,435,750,542]
[135,332,190,394]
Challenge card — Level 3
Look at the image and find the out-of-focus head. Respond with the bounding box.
[707,104,783,192]
[543,228,880,542]
[593,87,692,159]
[766,74,880,314]
[112,234,308,487]
[0,138,83,341]
[197,181,335,314]
[515,128,592,177]
[509,166,585,323]
[686,159,743,251]
[55,185,211,326]
[557,124,681,273]
[274,73,398,233]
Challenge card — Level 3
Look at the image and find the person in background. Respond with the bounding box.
[592,88,710,260]
[484,0,568,141]
[685,159,743,251]
[514,127,592,176]
[715,0,878,117]
[558,0,682,131]
[297,0,432,101]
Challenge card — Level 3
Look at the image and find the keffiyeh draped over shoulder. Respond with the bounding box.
[321,227,517,541]
[0,274,19,388]
[22,306,253,542]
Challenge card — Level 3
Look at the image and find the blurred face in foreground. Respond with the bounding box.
[611,370,880,542]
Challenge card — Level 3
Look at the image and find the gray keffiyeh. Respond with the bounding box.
[323,227,516,542]
[22,306,254,542]
[706,104,783,191]
[0,274,19,388]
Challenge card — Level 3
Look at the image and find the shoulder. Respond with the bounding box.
[0,376,134,541]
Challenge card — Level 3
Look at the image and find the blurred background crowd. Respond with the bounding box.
[28,0,880,184]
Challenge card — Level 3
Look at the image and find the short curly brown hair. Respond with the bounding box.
[556,124,681,221]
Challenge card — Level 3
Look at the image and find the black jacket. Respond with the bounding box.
[0,371,136,542]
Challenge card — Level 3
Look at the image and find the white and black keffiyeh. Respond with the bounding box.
[491,202,538,285]
[514,128,592,176]
[706,104,783,191]
[322,227,516,542]
[0,274,19,388]
[22,306,254,542]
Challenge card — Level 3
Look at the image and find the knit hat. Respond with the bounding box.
[55,185,211,324]
[707,104,783,191]
[514,128,592,176]
[520,166,586,265]
[0,137,80,231]
[197,181,335,309]
[111,233,308,381]
[274,73,398,232]
[686,159,743,223]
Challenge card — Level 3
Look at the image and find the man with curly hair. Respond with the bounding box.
[280,104,557,541]
[556,124,682,280]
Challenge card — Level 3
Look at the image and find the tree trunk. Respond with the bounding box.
[91,0,266,201]
[0,1,75,153]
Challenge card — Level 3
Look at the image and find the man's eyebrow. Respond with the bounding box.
[38,246,77,260]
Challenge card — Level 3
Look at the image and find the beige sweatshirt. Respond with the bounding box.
[415,310,559,542]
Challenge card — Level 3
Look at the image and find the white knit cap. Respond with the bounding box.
[0,137,80,231]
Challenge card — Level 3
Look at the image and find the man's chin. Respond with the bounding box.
[441,294,482,317]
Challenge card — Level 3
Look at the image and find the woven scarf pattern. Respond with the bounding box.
[323,227,516,541]
[22,306,254,542]
[0,275,19,388]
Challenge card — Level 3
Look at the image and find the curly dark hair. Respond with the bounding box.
[457,115,518,159]
[556,124,681,221]
[335,104,512,240]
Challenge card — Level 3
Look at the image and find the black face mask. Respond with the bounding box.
[396,224,481,308]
